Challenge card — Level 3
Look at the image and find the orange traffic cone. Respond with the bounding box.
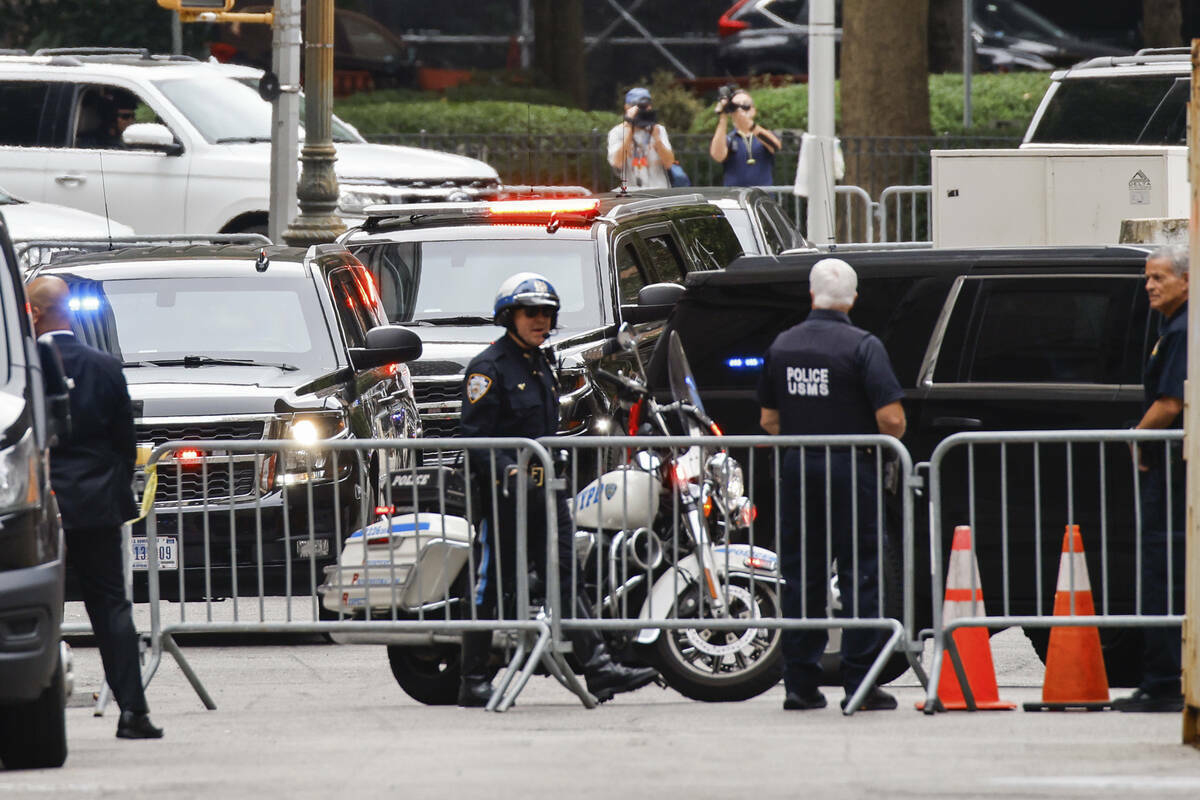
[918,525,1015,711]
[1023,525,1111,711]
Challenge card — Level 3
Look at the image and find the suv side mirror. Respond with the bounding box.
[122,123,183,156]
[348,325,423,371]
[36,334,71,447]
[621,282,686,324]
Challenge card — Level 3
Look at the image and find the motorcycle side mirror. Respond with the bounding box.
[616,322,637,352]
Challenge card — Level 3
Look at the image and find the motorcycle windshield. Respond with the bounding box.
[667,330,707,422]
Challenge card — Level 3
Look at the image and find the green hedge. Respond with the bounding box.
[337,72,1053,138]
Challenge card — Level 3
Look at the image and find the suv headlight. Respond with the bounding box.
[268,412,351,489]
[338,185,395,216]
[0,428,38,511]
[704,451,744,501]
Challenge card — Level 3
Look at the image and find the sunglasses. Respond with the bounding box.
[520,307,554,319]
[731,102,754,111]
[117,111,136,121]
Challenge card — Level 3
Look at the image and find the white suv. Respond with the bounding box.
[1022,48,1188,147]
[0,49,500,235]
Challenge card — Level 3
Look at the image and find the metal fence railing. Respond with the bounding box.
[369,130,1016,197]
[921,429,1187,713]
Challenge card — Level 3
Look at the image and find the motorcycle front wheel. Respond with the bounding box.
[650,576,783,702]
[386,645,462,706]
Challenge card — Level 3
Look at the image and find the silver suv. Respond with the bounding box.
[0,49,500,235]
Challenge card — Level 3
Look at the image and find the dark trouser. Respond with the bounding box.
[1137,457,1186,696]
[779,449,885,695]
[65,525,148,714]
[465,480,604,666]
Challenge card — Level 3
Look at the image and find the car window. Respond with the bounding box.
[338,13,402,61]
[675,215,744,271]
[944,276,1137,384]
[354,238,603,331]
[719,207,760,255]
[760,0,806,25]
[328,268,379,348]
[759,199,802,252]
[615,240,649,304]
[0,82,50,146]
[642,232,686,283]
[72,85,156,150]
[57,274,337,372]
[756,207,786,254]
[1029,76,1183,145]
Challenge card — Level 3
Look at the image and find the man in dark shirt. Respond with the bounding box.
[456,272,657,707]
[709,88,781,187]
[757,257,906,712]
[1113,244,1188,713]
[27,276,162,739]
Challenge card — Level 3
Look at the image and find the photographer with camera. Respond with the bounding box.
[607,87,675,189]
[709,86,781,187]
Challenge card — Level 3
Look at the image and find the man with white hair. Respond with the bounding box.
[757,257,906,712]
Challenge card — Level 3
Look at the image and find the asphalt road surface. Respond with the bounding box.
[3,617,1197,799]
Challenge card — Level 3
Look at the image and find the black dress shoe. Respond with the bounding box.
[842,687,898,711]
[1112,688,1184,713]
[783,689,827,710]
[457,677,494,708]
[116,711,164,739]
[585,662,659,703]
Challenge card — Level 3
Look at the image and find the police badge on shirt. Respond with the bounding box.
[466,373,492,404]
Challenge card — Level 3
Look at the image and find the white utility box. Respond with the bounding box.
[931,147,1188,247]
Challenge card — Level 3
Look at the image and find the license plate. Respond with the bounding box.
[131,536,178,571]
[295,538,330,559]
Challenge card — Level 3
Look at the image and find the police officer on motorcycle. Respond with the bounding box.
[457,272,659,707]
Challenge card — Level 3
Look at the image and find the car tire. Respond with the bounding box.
[1022,625,1144,688]
[0,652,67,770]
[386,644,463,706]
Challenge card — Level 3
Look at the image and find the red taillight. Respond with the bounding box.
[486,199,600,218]
[375,505,394,517]
[366,534,394,546]
[718,0,752,37]
[174,448,203,467]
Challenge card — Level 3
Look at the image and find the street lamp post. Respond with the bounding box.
[283,0,344,246]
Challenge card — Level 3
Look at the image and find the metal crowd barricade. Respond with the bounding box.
[876,184,931,243]
[543,433,926,715]
[136,437,589,713]
[922,429,1187,713]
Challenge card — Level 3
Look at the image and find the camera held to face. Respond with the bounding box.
[630,100,657,130]
[715,83,741,115]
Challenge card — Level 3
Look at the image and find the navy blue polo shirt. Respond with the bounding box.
[722,130,776,187]
[1144,301,1187,423]
[757,309,904,436]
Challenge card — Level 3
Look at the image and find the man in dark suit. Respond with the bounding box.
[28,276,163,740]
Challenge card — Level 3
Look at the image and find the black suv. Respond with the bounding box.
[337,193,744,445]
[652,245,1157,684]
[28,244,423,598]
[0,213,72,768]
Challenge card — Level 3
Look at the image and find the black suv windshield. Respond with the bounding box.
[1030,76,1186,145]
[56,274,338,372]
[359,238,603,330]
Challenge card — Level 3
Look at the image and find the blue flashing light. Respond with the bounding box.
[68,296,101,312]
[726,356,763,370]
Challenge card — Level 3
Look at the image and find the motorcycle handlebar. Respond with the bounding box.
[595,367,647,395]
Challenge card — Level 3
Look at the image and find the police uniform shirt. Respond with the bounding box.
[1144,300,1187,424]
[461,334,558,473]
[757,308,903,436]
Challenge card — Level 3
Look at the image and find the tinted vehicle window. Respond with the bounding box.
[358,239,603,331]
[615,241,649,304]
[720,208,760,254]
[58,275,338,372]
[328,268,380,348]
[757,207,786,254]
[643,232,686,283]
[1030,76,1182,145]
[677,216,744,271]
[0,82,49,146]
[943,277,1137,384]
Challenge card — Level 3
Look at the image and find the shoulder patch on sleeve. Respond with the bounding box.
[466,373,493,404]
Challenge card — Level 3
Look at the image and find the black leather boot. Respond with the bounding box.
[572,633,658,702]
[457,631,494,708]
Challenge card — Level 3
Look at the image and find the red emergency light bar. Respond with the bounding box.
[486,199,601,218]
